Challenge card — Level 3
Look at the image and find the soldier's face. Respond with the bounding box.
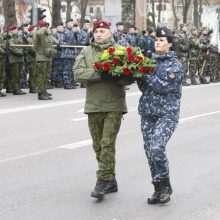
[94,28,112,44]
[117,25,123,31]
[155,37,172,55]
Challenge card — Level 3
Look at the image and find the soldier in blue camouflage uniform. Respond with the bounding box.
[117,33,129,46]
[62,19,77,89]
[137,27,183,204]
[78,19,92,88]
[113,22,124,43]
[126,25,138,46]
[51,23,65,88]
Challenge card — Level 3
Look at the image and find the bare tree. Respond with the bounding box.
[198,0,203,27]
[193,0,199,27]
[78,0,89,28]
[52,0,62,27]
[3,0,17,26]
[66,0,73,22]
[181,0,192,24]
[158,0,162,23]
[171,0,178,29]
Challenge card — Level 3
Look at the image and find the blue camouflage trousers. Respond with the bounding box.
[141,116,177,182]
[62,58,74,85]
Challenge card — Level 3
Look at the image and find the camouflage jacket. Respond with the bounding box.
[126,33,138,47]
[26,35,36,63]
[137,51,184,121]
[63,27,77,58]
[53,31,65,59]
[34,27,58,62]
[73,38,132,114]
[8,33,23,64]
[78,29,91,46]
[0,34,6,59]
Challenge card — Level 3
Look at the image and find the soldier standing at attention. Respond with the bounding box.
[137,27,183,204]
[126,24,138,47]
[178,24,190,86]
[188,27,209,85]
[113,21,124,43]
[62,19,77,89]
[8,24,26,95]
[0,32,6,97]
[34,20,59,100]
[26,25,37,93]
[73,20,133,200]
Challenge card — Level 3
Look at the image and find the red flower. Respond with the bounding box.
[95,62,102,69]
[149,67,155,74]
[123,67,131,76]
[126,47,133,54]
[128,53,135,62]
[139,66,147,73]
[108,47,115,54]
[135,57,143,63]
[112,57,119,65]
[103,62,111,71]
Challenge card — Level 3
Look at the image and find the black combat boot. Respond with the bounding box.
[13,90,26,95]
[200,78,209,84]
[38,93,52,100]
[191,78,199,85]
[159,179,173,204]
[44,91,52,96]
[29,88,37,93]
[105,175,118,194]
[147,182,161,204]
[182,81,191,86]
[91,179,109,199]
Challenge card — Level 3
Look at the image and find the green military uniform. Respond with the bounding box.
[209,44,220,82]
[9,33,25,95]
[26,34,37,92]
[189,29,209,85]
[0,33,6,97]
[73,39,132,182]
[198,30,210,84]
[34,26,58,100]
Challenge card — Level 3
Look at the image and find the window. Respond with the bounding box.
[90,7,93,13]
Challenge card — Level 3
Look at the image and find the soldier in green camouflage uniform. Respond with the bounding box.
[189,27,209,85]
[8,24,26,95]
[0,33,6,97]
[34,20,58,100]
[74,20,133,200]
[198,28,210,84]
[209,44,220,82]
[27,25,37,93]
[177,24,190,86]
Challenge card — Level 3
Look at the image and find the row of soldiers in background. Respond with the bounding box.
[112,22,220,86]
[0,19,92,99]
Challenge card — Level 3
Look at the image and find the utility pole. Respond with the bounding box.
[32,0,38,25]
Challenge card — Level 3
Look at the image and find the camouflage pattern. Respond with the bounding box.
[113,30,123,43]
[26,34,37,90]
[198,33,210,80]
[126,33,138,46]
[78,28,91,46]
[34,27,58,94]
[8,33,24,92]
[52,30,65,85]
[188,34,208,83]
[137,51,183,182]
[176,31,189,83]
[141,116,177,182]
[88,112,122,181]
[209,45,219,82]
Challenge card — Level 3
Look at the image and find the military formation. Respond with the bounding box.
[0,20,219,99]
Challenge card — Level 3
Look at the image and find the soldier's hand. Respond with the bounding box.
[3,34,11,40]
[55,43,61,51]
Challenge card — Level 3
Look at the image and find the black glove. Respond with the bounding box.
[56,43,61,51]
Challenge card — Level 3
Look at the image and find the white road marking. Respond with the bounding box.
[179,110,220,123]
[59,140,92,149]
[70,117,87,122]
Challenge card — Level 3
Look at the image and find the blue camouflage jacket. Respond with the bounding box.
[63,27,77,58]
[137,51,184,121]
[53,31,65,58]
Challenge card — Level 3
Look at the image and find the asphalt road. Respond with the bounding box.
[0,83,220,220]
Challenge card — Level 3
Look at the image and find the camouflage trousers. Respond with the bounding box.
[10,62,23,92]
[62,58,74,85]
[0,59,5,90]
[28,61,37,90]
[88,112,123,181]
[179,54,188,81]
[51,58,63,84]
[141,116,177,182]
[189,59,198,80]
[36,61,52,94]
[198,54,209,79]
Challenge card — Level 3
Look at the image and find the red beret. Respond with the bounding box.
[28,25,36,32]
[38,20,49,28]
[93,20,110,32]
[9,24,17,31]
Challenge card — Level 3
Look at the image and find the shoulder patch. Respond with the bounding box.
[168,72,176,79]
